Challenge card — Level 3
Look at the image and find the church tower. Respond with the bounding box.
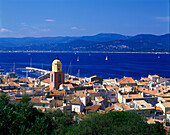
[50,56,64,90]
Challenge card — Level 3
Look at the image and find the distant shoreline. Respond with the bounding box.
[0,50,170,54]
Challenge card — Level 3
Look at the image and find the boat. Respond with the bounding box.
[105,56,108,61]
[77,56,79,62]
[0,69,4,72]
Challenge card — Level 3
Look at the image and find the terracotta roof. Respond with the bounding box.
[51,90,65,96]
[119,77,136,84]
[163,98,170,101]
[75,91,86,97]
[63,84,74,89]
[162,102,170,108]
[151,75,159,78]
[141,77,151,81]
[54,100,63,106]
[96,96,104,101]
[114,103,132,111]
[30,96,45,104]
[122,94,144,99]
[103,79,115,82]
[166,110,170,114]
[41,78,50,84]
[105,104,115,112]
[156,107,163,111]
[138,86,164,96]
[18,78,29,82]
[70,99,82,105]
[147,118,165,124]
[85,105,100,112]
[64,94,75,100]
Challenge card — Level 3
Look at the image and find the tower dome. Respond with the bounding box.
[52,56,62,72]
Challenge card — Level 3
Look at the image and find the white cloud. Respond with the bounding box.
[45,19,56,22]
[0,28,12,32]
[154,16,170,22]
[71,26,78,30]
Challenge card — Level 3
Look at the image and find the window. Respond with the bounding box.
[58,74,61,83]
[51,74,53,82]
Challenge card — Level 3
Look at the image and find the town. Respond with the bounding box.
[0,56,170,128]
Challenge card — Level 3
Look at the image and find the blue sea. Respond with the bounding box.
[0,52,170,80]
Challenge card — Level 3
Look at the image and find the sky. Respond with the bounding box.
[0,0,169,37]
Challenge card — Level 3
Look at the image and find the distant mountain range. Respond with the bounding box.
[0,33,169,52]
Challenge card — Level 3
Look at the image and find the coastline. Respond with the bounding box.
[0,50,170,54]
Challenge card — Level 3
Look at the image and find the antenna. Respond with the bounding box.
[67,61,72,75]
[56,55,59,60]
[77,69,80,77]
[13,62,15,72]
[26,71,28,78]
[30,58,32,67]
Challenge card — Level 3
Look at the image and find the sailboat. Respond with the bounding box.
[105,56,108,61]
[77,56,79,62]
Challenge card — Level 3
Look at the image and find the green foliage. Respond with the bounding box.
[52,110,74,134]
[64,99,67,103]
[46,92,51,98]
[0,100,54,134]
[20,93,30,104]
[67,111,166,135]
[0,93,166,135]
[0,93,9,105]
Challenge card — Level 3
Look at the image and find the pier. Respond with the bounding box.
[16,67,50,74]
[0,69,4,72]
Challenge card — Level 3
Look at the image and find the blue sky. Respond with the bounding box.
[0,0,169,37]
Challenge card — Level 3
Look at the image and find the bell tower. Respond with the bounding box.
[50,56,64,90]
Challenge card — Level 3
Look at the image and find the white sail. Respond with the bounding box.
[105,56,108,61]
[77,56,79,62]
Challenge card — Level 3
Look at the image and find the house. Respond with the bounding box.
[156,102,170,115]
[114,103,132,111]
[30,96,51,109]
[148,75,160,82]
[50,90,66,100]
[118,93,144,104]
[127,100,155,116]
[105,104,115,112]
[40,78,50,87]
[166,110,170,123]
[59,83,74,91]
[95,96,104,105]
[89,75,103,84]
[85,105,101,113]
[68,99,85,113]
[116,77,137,87]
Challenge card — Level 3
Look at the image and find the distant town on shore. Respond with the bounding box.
[0,33,169,52]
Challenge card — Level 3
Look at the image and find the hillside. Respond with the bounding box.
[0,33,169,52]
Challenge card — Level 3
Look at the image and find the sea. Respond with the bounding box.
[0,52,170,80]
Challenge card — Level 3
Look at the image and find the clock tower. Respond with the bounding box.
[50,56,64,90]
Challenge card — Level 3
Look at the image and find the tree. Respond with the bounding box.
[20,93,30,104]
[66,111,166,135]
[0,93,9,105]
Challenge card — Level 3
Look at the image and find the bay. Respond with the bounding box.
[0,52,170,80]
